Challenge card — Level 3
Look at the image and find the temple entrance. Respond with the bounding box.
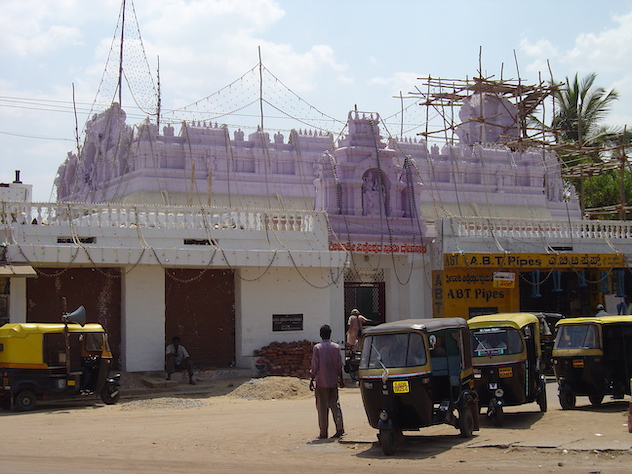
[344,268,385,330]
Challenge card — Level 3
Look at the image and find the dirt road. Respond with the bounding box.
[0,376,631,473]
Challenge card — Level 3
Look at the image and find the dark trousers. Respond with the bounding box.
[315,386,344,438]
[166,357,193,377]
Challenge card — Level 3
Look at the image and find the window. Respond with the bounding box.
[84,333,104,352]
[471,327,523,356]
[361,332,426,369]
[554,324,599,350]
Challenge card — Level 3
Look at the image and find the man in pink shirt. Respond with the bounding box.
[309,325,345,439]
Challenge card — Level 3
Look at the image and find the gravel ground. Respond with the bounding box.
[121,397,211,410]
[117,374,311,410]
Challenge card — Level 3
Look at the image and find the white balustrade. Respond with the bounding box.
[449,217,632,241]
[1,202,318,234]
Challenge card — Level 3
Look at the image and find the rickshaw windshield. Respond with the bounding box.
[360,332,426,369]
[471,327,523,356]
[554,324,599,349]
[84,333,104,352]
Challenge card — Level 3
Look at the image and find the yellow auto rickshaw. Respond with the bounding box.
[468,313,547,426]
[553,315,632,409]
[358,318,479,455]
[0,306,120,411]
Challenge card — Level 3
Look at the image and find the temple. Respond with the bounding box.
[2,71,629,375]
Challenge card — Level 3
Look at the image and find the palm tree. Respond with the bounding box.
[536,73,632,218]
[550,73,619,160]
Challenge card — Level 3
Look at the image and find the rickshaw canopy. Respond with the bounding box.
[363,318,469,336]
[467,313,540,330]
[0,323,108,367]
[0,323,106,338]
[556,315,632,327]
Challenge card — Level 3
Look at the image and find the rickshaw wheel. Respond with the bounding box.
[537,387,548,412]
[14,390,37,412]
[487,402,503,427]
[588,392,604,407]
[378,428,397,455]
[101,383,120,405]
[459,406,475,438]
[559,390,576,410]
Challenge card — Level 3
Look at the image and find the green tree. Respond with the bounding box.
[541,73,632,218]
[552,72,619,150]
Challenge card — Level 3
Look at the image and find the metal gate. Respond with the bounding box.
[344,282,385,324]
[165,269,235,368]
[26,268,122,368]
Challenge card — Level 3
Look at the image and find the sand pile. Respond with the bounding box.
[228,376,312,400]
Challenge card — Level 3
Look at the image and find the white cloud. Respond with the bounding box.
[125,1,348,103]
[520,38,559,59]
[1,19,83,56]
[0,0,112,56]
[519,38,560,80]
[565,12,632,74]
[368,72,420,95]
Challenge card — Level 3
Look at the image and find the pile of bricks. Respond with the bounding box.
[254,340,315,379]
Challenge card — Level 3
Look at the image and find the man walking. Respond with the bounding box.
[309,325,345,439]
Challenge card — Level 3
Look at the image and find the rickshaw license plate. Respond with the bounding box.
[499,367,513,378]
[572,359,584,368]
[392,380,410,394]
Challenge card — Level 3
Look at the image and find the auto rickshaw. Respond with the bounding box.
[553,315,632,409]
[343,345,361,382]
[467,313,547,426]
[0,306,121,411]
[532,312,564,374]
[358,318,479,455]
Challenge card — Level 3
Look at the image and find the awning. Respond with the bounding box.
[0,264,37,278]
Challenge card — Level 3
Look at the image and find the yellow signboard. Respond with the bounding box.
[444,253,624,269]
[433,269,519,319]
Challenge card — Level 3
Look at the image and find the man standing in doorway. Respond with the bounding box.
[309,325,345,439]
[346,308,370,351]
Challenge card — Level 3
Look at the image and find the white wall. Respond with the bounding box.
[235,267,344,367]
[362,254,432,324]
[8,277,27,323]
[121,265,165,372]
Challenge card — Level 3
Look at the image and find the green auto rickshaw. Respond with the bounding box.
[468,313,547,426]
[358,318,479,455]
[553,315,632,409]
[0,306,121,411]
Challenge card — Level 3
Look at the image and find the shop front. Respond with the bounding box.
[433,252,626,319]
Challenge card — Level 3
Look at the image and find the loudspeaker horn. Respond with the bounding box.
[62,305,87,326]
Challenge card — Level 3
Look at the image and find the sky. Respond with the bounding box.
[2,0,632,202]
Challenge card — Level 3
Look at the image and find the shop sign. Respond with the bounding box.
[493,272,515,288]
[432,269,518,318]
[444,252,624,269]
[329,241,426,254]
